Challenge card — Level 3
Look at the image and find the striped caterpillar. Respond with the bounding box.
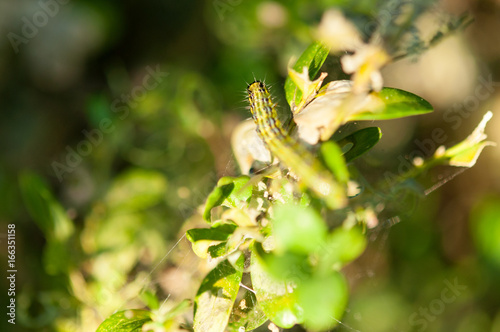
[247,81,346,209]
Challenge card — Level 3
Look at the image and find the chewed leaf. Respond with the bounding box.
[231,119,271,174]
[207,242,229,258]
[294,80,382,144]
[186,223,237,258]
[227,288,268,331]
[203,176,252,222]
[187,223,237,242]
[443,111,495,167]
[287,68,327,114]
[284,41,330,110]
[222,207,257,227]
[193,257,244,332]
[208,227,259,259]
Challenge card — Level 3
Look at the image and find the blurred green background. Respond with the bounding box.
[0,0,499,331]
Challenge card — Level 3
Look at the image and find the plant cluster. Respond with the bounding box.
[97,4,492,332]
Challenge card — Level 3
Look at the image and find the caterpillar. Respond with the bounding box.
[247,81,346,209]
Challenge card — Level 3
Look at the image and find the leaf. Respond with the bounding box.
[446,142,494,167]
[187,223,237,242]
[296,272,348,331]
[207,227,258,260]
[163,299,192,321]
[186,223,237,258]
[256,249,311,283]
[18,171,74,241]
[96,309,152,332]
[140,291,160,311]
[348,87,433,121]
[231,119,271,174]
[19,171,75,274]
[443,111,495,167]
[207,242,229,258]
[250,249,304,328]
[193,257,244,332]
[227,289,268,331]
[318,226,367,270]
[42,240,74,275]
[293,80,378,144]
[273,204,327,254]
[142,300,192,331]
[471,197,500,266]
[203,176,252,223]
[105,168,168,212]
[320,141,349,184]
[294,82,432,144]
[222,207,256,227]
[285,41,330,108]
[287,69,328,115]
[336,127,382,163]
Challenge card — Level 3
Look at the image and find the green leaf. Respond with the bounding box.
[231,119,271,174]
[348,87,433,121]
[19,171,75,274]
[163,299,192,321]
[186,223,237,258]
[273,204,327,254]
[105,168,167,212]
[296,272,348,331]
[18,171,74,241]
[254,242,311,281]
[140,291,160,311]
[336,127,382,163]
[285,41,330,108]
[96,309,152,332]
[42,239,74,275]
[442,111,495,167]
[187,223,237,242]
[227,289,268,331]
[207,242,229,258]
[250,249,304,328]
[318,226,367,270]
[471,196,500,266]
[203,176,252,223]
[193,257,244,332]
[320,141,349,184]
[446,142,493,167]
[222,207,256,227]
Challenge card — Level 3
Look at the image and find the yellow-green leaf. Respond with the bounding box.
[193,257,244,332]
[250,249,304,328]
[96,309,152,332]
[203,176,252,222]
[443,111,495,167]
[284,41,330,108]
